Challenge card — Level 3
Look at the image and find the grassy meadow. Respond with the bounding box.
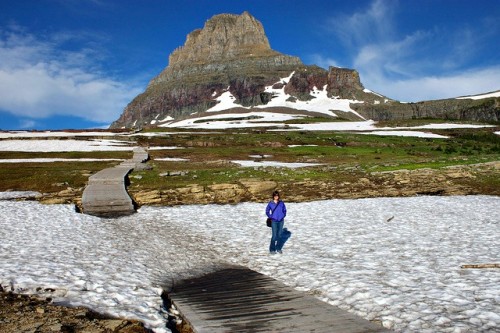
[0,121,499,198]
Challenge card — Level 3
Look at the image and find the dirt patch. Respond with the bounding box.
[0,287,152,333]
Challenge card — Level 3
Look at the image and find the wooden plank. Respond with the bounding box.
[461,263,500,269]
[82,168,135,217]
[168,266,390,333]
[81,148,149,217]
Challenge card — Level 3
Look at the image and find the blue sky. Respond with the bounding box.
[0,0,499,130]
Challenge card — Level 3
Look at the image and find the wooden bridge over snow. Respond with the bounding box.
[166,266,390,333]
[81,147,149,217]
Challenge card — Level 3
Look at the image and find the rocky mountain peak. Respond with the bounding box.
[110,11,372,129]
[168,11,277,67]
[111,12,500,129]
[148,12,302,89]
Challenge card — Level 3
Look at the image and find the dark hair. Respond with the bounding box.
[272,190,280,197]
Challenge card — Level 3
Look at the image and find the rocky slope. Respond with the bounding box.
[111,12,499,129]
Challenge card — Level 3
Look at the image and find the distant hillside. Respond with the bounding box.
[353,91,500,123]
[110,12,499,129]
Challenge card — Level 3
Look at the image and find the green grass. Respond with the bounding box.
[0,161,117,192]
[136,128,500,189]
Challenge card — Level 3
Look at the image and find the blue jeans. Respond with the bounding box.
[270,220,284,252]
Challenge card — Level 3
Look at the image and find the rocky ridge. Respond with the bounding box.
[353,94,500,122]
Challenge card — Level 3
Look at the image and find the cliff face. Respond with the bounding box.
[111,12,498,129]
[152,11,301,86]
[168,12,275,66]
[353,96,500,122]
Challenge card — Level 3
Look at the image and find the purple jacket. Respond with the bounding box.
[266,200,287,222]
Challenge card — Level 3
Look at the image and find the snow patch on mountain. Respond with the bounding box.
[456,90,500,100]
[198,72,367,119]
[161,111,302,129]
[256,72,365,118]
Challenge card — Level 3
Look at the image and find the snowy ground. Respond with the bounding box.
[0,158,124,163]
[1,195,498,333]
[360,131,448,139]
[231,160,323,168]
[1,121,495,138]
[159,114,494,136]
[0,139,134,152]
[0,139,182,153]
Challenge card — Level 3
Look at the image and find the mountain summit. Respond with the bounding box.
[169,11,279,65]
[111,12,498,129]
[147,11,303,91]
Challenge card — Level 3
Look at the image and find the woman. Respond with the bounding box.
[265,190,287,254]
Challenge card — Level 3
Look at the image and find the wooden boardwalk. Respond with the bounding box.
[167,266,390,333]
[81,147,149,217]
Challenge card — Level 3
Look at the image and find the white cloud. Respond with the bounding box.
[0,28,143,123]
[379,67,500,102]
[306,54,340,69]
[330,0,396,47]
[322,0,500,102]
[19,119,36,129]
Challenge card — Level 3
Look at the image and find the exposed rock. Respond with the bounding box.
[167,11,278,67]
[132,190,162,205]
[208,183,246,203]
[40,187,83,205]
[159,171,189,177]
[111,12,300,129]
[57,187,78,197]
[239,179,278,198]
[127,162,499,206]
[260,141,285,148]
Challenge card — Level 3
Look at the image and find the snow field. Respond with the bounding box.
[0,195,498,332]
[0,139,134,152]
[231,160,323,168]
[0,158,124,163]
[2,121,495,138]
